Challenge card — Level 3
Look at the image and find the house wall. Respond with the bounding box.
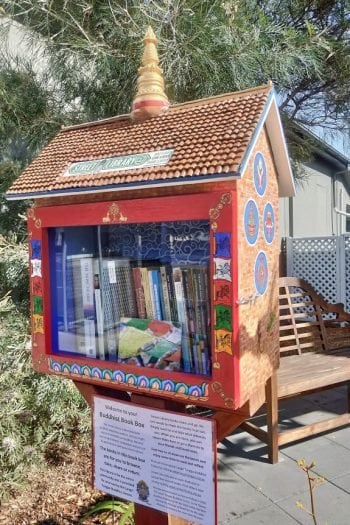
[280,158,350,238]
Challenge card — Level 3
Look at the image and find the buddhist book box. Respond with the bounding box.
[6,28,294,414]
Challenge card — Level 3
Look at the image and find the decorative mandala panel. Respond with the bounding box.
[106,220,210,265]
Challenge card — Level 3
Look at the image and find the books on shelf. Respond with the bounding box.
[100,257,137,360]
[57,252,211,375]
[100,258,120,360]
[58,253,97,358]
[118,317,182,370]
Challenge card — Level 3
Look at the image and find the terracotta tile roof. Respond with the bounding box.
[7,84,273,198]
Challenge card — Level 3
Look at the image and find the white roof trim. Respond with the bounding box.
[240,92,295,198]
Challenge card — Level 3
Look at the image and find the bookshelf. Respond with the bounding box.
[26,181,280,414]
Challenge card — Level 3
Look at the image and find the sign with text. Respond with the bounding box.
[65,149,174,176]
[93,396,217,525]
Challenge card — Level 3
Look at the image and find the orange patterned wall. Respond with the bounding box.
[237,126,280,406]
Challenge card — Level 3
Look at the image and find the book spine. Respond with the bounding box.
[182,267,200,373]
[148,269,162,320]
[93,258,105,360]
[101,261,118,360]
[64,253,76,332]
[141,267,154,319]
[182,268,196,334]
[124,266,138,317]
[80,257,97,358]
[173,267,192,373]
[71,257,84,328]
[192,268,203,336]
[116,265,137,318]
[193,267,210,375]
[160,266,172,321]
[166,265,179,323]
[132,267,147,318]
[198,267,211,373]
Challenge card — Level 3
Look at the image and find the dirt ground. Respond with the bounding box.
[0,444,124,525]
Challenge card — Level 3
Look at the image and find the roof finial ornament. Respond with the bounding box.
[131,26,169,121]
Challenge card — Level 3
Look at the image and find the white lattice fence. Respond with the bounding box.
[345,235,350,312]
[286,236,350,312]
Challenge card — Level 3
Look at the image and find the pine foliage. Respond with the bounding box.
[1,0,349,135]
[0,235,29,305]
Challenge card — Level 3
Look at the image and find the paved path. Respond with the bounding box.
[217,386,350,524]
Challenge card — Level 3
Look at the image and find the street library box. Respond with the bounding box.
[6,84,294,413]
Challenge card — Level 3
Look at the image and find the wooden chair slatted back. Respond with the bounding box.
[279,277,329,355]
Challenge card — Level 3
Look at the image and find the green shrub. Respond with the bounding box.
[0,305,90,500]
[0,235,29,307]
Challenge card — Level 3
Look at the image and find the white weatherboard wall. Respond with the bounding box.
[280,160,350,238]
[293,165,332,236]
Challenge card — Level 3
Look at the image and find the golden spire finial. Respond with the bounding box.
[131,26,169,121]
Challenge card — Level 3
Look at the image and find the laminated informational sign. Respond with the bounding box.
[93,396,217,525]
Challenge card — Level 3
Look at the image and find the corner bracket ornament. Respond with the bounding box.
[102,202,128,223]
[27,207,42,228]
[211,381,234,409]
[209,192,232,230]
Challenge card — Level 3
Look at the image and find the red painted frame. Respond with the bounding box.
[28,191,240,411]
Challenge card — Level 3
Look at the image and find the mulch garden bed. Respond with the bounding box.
[0,444,122,525]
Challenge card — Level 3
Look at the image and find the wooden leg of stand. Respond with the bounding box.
[266,372,279,464]
[168,516,196,525]
[73,380,130,406]
[213,411,246,442]
[134,505,169,525]
[134,507,192,525]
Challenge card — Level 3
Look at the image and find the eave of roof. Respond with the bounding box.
[5,172,240,200]
[294,123,350,169]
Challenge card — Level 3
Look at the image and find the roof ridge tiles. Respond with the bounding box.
[61,83,272,133]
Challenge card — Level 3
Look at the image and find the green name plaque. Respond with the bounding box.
[65,149,174,177]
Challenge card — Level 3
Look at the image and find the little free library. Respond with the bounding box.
[6,27,294,525]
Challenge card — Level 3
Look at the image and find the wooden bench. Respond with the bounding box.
[241,276,350,463]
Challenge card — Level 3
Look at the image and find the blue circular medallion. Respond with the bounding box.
[254,152,267,197]
[244,199,259,245]
[254,251,268,295]
[263,202,275,244]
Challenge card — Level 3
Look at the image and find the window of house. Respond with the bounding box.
[346,205,350,233]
